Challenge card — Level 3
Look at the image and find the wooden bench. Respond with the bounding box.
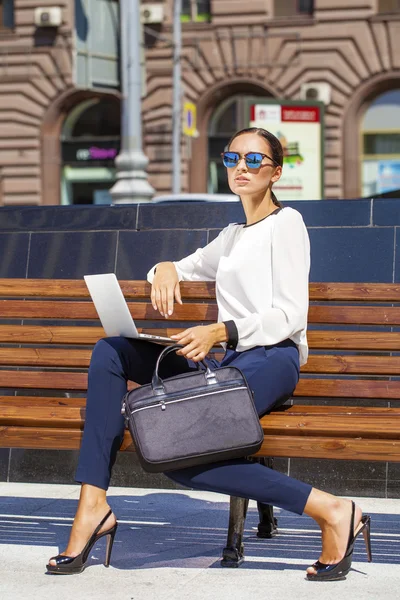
[1,278,400,566]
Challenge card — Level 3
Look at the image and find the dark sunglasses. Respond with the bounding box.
[221,151,276,170]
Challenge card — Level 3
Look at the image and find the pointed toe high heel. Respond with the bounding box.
[46,509,118,575]
[307,501,372,582]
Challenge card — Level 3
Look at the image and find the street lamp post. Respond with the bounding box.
[110,0,154,204]
[172,0,182,194]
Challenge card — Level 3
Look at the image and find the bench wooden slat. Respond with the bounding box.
[0,279,216,300]
[0,396,86,407]
[2,348,400,375]
[0,371,88,390]
[276,405,397,416]
[303,355,400,375]
[308,283,400,302]
[260,413,400,438]
[2,325,400,351]
[1,371,399,398]
[0,348,93,367]
[2,280,400,302]
[307,330,400,351]
[308,305,400,325]
[0,325,105,344]
[0,300,218,321]
[2,403,399,439]
[0,406,83,428]
[2,427,399,461]
[255,436,400,461]
[2,301,399,326]
[294,378,400,399]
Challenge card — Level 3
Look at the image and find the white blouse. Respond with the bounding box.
[147,207,310,366]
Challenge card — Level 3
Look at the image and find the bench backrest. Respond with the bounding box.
[0,279,400,402]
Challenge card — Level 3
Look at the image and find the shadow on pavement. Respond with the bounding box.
[0,493,399,572]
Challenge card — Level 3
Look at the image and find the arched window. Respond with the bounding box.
[362,89,400,197]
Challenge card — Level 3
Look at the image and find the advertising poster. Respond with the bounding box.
[377,160,400,194]
[250,102,323,200]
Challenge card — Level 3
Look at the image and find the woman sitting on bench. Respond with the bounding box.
[47,127,371,581]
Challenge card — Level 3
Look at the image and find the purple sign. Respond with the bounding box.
[76,146,118,161]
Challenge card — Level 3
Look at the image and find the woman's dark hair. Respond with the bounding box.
[227,127,284,208]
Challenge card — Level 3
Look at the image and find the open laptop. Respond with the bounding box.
[84,273,173,343]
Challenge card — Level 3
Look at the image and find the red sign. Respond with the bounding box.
[281,106,320,123]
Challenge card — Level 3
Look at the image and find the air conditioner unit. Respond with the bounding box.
[300,83,332,106]
[34,7,62,27]
[140,4,164,24]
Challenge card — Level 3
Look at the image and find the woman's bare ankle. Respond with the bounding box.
[77,484,108,511]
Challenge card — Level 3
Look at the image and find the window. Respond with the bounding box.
[181,0,211,23]
[378,0,400,13]
[75,0,120,89]
[364,133,400,156]
[0,0,14,29]
[361,89,400,197]
[274,0,314,18]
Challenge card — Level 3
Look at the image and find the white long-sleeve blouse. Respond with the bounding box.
[147,207,310,365]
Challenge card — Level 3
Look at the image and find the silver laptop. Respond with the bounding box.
[84,273,173,343]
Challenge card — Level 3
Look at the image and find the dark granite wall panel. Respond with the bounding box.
[372,199,400,226]
[387,463,400,498]
[138,201,246,230]
[0,449,9,481]
[308,227,395,283]
[27,231,118,278]
[289,458,387,497]
[116,230,208,279]
[0,233,29,277]
[395,228,400,283]
[286,199,372,227]
[0,205,138,232]
[9,449,80,484]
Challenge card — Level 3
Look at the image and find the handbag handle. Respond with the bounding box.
[152,344,217,395]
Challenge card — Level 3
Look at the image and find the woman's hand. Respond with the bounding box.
[171,323,228,362]
[151,262,182,318]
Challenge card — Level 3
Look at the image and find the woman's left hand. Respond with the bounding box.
[171,324,227,362]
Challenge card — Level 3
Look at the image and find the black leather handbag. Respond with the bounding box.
[122,345,264,473]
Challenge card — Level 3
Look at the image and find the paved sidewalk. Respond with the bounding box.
[0,483,399,600]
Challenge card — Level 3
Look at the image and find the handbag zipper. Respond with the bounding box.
[125,378,245,413]
[128,385,247,415]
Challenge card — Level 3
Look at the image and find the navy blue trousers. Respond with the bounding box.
[76,337,312,515]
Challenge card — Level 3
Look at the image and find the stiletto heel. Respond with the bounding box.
[46,509,118,575]
[307,501,372,581]
[361,515,372,562]
[105,524,118,568]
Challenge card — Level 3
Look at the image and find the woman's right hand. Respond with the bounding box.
[151,262,182,318]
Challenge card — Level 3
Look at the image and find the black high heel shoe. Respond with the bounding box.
[306,501,372,581]
[46,509,118,575]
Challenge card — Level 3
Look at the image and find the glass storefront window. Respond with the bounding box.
[61,97,120,204]
[361,89,400,197]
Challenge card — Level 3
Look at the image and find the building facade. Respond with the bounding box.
[1,0,400,206]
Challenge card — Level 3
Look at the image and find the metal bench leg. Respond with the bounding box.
[221,496,249,567]
[256,458,278,538]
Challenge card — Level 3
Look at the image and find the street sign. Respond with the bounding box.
[183,101,198,137]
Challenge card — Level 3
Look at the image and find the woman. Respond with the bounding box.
[47,128,371,580]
